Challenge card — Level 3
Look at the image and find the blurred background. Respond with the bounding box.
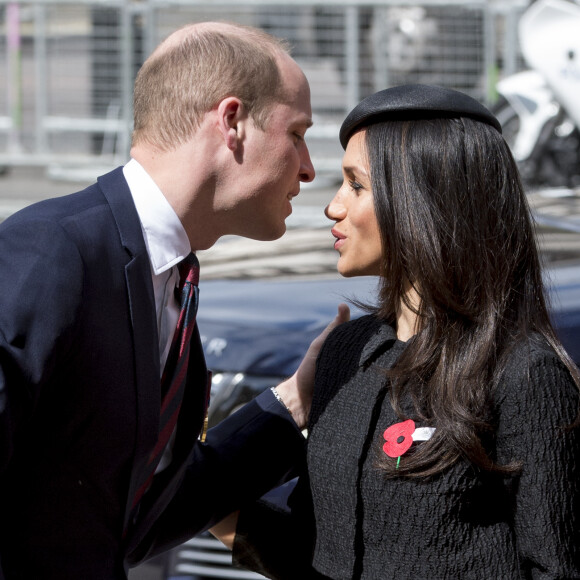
[2,1,580,579]
[0,0,530,185]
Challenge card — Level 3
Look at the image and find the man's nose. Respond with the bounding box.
[299,145,315,183]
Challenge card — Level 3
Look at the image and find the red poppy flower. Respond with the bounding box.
[382,419,416,458]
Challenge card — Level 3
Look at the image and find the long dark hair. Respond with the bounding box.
[364,116,580,477]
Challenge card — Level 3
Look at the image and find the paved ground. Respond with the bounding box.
[0,164,342,283]
[5,165,580,281]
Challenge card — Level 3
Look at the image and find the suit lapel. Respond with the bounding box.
[97,168,162,529]
[124,256,161,495]
[98,168,213,548]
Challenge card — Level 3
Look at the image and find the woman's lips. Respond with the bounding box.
[331,228,345,250]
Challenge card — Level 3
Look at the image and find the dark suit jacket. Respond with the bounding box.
[0,167,304,579]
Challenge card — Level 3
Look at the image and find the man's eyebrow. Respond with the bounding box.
[290,117,312,130]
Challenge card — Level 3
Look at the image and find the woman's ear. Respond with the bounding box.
[216,97,245,151]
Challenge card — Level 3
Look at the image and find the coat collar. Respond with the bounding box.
[97,168,211,546]
[97,167,149,259]
[96,168,162,528]
[359,322,398,367]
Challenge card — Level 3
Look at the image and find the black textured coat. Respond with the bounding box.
[235,315,580,579]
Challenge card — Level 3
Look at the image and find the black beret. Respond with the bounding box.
[339,84,502,149]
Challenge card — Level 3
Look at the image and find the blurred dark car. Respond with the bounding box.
[160,214,580,580]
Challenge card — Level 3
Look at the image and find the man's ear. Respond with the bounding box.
[216,97,246,151]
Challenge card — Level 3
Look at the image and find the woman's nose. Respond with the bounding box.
[325,193,346,221]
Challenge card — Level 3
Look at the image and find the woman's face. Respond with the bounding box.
[325,130,383,278]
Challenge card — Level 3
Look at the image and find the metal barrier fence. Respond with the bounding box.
[0,0,528,181]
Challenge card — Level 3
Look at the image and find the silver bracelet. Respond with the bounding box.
[270,386,292,416]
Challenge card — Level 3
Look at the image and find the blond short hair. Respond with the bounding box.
[132,22,291,151]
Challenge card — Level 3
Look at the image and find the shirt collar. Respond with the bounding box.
[123,158,191,275]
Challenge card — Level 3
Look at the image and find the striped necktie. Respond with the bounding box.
[131,253,200,510]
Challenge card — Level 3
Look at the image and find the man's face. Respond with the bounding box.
[228,56,315,241]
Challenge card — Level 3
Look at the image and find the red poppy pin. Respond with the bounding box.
[383,420,435,468]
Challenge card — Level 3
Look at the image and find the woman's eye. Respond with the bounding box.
[349,179,363,192]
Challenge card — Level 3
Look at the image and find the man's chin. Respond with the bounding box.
[248,223,287,242]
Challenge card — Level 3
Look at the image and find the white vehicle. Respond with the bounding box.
[495,0,580,187]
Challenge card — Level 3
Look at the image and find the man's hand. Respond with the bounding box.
[274,303,350,430]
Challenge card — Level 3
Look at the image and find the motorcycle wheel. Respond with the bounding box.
[492,96,580,189]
